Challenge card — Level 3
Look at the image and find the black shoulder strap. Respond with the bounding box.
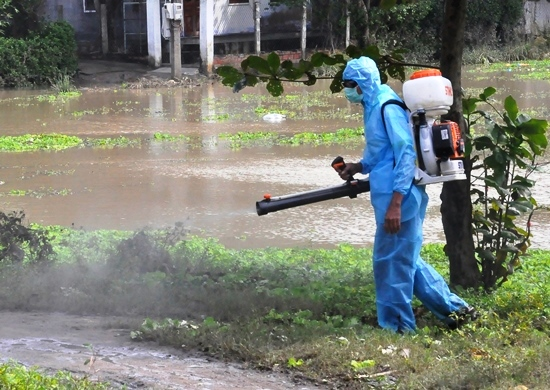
[381,99,408,132]
[380,99,409,169]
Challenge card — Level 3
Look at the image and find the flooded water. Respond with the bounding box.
[0,311,319,389]
[1,66,549,250]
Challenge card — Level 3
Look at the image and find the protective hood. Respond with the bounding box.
[342,57,382,109]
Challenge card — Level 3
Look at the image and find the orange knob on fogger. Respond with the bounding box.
[409,69,443,79]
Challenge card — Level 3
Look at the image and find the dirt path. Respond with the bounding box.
[0,311,321,389]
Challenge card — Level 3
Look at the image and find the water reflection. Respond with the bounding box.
[0,70,549,250]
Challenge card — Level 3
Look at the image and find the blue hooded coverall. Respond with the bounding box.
[343,57,469,332]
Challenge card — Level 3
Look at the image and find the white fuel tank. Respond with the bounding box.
[403,69,453,117]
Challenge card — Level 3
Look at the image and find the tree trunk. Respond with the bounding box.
[358,0,371,46]
[439,0,481,288]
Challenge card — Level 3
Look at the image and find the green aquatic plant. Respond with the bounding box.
[85,136,140,148]
[218,131,279,148]
[203,113,230,122]
[0,134,141,152]
[5,188,72,198]
[219,127,364,149]
[281,127,364,146]
[0,134,82,151]
[153,132,192,142]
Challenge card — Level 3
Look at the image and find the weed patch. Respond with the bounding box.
[0,360,108,389]
[0,224,548,389]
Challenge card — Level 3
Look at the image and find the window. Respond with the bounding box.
[83,0,96,12]
[229,0,249,4]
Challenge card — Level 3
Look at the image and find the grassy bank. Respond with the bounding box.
[0,223,548,389]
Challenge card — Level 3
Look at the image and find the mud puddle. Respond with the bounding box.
[0,311,321,389]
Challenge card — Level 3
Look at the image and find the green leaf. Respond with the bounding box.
[302,73,317,86]
[474,228,492,239]
[519,118,548,135]
[526,138,544,156]
[330,77,343,93]
[310,52,329,67]
[248,55,273,76]
[323,56,339,66]
[216,66,240,78]
[489,125,507,145]
[362,45,381,60]
[287,357,304,368]
[266,79,284,97]
[387,65,403,81]
[297,59,314,74]
[514,145,533,160]
[510,200,534,213]
[216,66,244,88]
[464,138,473,155]
[241,57,250,71]
[501,244,520,253]
[462,97,480,116]
[526,131,549,150]
[473,135,494,150]
[477,249,496,262]
[507,208,521,216]
[280,65,304,80]
[480,87,496,100]
[504,95,518,122]
[345,45,362,58]
[511,176,536,189]
[244,74,259,88]
[267,52,281,74]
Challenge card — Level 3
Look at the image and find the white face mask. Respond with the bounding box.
[344,87,363,104]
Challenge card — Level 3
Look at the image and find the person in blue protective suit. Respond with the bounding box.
[336,56,476,333]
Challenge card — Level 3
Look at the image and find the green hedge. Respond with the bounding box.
[0,21,78,87]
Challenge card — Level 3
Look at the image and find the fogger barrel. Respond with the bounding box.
[256,179,370,216]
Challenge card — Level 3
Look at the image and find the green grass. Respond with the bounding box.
[0,224,548,389]
[0,360,108,389]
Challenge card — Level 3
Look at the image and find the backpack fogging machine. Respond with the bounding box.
[256,69,467,216]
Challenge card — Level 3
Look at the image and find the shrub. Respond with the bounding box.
[0,21,77,87]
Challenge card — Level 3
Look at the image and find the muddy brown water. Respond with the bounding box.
[0,311,318,389]
[0,70,549,249]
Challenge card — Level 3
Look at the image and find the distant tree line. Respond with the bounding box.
[285,0,541,62]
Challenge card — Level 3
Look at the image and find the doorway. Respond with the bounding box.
[183,0,200,36]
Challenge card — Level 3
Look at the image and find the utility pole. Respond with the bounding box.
[254,0,261,55]
[170,18,182,79]
[166,1,183,79]
[200,0,214,75]
[301,0,307,60]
